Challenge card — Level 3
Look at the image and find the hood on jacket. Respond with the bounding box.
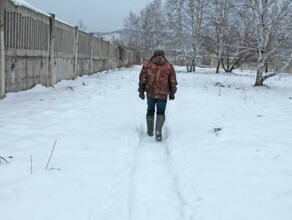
[150,55,168,66]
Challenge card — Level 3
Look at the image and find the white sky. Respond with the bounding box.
[23,0,153,32]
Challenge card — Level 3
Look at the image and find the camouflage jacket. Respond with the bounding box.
[138,55,177,100]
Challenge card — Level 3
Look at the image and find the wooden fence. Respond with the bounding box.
[0,0,139,99]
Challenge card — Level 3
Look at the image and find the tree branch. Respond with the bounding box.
[46,140,57,170]
[262,73,277,81]
[0,156,9,164]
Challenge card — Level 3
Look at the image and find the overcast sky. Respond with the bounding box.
[23,0,152,32]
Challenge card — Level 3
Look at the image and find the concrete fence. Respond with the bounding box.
[0,0,139,99]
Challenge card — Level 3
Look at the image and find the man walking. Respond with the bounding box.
[138,50,177,141]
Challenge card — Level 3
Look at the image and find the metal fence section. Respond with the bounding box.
[0,0,139,99]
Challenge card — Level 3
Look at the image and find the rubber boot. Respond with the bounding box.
[146,115,154,136]
[155,115,165,141]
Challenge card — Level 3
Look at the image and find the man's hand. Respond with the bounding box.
[169,93,175,100]
[139,92,145,100]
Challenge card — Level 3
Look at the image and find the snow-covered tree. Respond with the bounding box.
[123,11,142,50]
[249,0,292,86]
[123,0,292,82]
[123,0,165,60]
[141,0,165,58]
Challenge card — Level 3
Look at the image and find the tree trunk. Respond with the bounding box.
[254,50,265,86]
[190,57,196,72]
[254,76,264,86]
[216,60,220,73]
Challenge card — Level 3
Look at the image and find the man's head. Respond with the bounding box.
[153,50,165,57]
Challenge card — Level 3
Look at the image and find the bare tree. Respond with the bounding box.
[203,0,230,73]
[165,0,188,66]
[185,0,210,72]
[204,0,231,72]
[249,0,292,86]
[219,1,257,73]
[203,0,258,73]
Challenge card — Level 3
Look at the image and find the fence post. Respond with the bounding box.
[0,0,6,99]
[90,33,94,74]
[107,41,110,70]
[48,13,56,86]
[73,26,78,78]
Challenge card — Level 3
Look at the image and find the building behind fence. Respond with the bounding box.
[0,0,139,99]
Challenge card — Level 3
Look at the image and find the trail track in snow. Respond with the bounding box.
[127,125,183,220]
[90,124,196,220]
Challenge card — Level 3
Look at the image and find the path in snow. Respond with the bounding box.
[90,125,186,220]
[127,126,182,220]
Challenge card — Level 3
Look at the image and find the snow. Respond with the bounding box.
[11,0,50,16]
[0,66,292,220]
[10,0,74,27]
[101,32,121,43]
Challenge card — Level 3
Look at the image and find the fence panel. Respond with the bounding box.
[0,0,138,98]
[53,20,75,81]
[4,0,51,92]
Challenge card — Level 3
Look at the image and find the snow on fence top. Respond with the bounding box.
[10,0,74,28]
[10,0,50,16]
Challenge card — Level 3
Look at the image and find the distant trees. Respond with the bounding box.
[122,0,292,86]
[164,0,209,72]
[123,0,165,60]
[123,12,142,50]
[78,20,87,31]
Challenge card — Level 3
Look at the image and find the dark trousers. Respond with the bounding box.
[147,97,167,116]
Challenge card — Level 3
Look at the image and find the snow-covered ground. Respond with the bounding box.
[0,66,292,220]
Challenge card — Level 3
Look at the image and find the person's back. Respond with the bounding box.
[138,50,177,141]
[141,55,176,100]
